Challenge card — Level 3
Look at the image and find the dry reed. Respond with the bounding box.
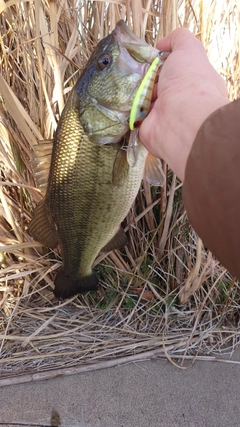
[0,0,240,385]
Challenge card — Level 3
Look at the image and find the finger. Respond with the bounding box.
[139,103,159,156]
[156,27,201,53]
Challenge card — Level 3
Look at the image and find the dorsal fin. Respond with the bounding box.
[143,153,166,186]
[31,139,53,191]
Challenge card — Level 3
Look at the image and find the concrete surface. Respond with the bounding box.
[0,349,240,427]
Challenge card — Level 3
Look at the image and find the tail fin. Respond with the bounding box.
[54,270,99,300]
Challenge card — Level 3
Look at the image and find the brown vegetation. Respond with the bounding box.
[0,0,239,384]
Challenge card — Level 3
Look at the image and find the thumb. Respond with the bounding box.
[139,104,161,159]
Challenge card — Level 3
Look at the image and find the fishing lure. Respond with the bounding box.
[129,50,168,130]
[127,50,169,168]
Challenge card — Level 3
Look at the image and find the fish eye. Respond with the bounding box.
[98,53,111,69]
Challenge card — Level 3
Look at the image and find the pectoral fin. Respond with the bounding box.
[143,153,166,186]
[28,198,59,249]
[127,129,139,167]
[101,227,128,253]
[112,148,129,187]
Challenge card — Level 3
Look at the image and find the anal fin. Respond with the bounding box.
[28,198,59,249]
[101,227,128,253]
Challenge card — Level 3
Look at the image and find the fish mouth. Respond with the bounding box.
[109,20,159,125]
[84,21,160,145]
[113,20,159,63]
[110,20,159,107]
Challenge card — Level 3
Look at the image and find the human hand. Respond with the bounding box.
[139,28,230,181]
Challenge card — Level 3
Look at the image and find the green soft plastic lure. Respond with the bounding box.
[127,50,169,167]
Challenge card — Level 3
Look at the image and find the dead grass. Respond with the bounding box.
[0,0,240,385]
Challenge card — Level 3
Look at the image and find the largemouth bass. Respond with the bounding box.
[29,20,165,300]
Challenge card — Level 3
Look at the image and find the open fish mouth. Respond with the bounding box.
[113,20,159,63]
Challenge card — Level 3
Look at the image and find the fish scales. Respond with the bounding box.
[49,99,147,277]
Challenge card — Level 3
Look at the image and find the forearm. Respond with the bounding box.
[183,99,240,278]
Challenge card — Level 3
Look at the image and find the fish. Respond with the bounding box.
[29,20,166,300]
